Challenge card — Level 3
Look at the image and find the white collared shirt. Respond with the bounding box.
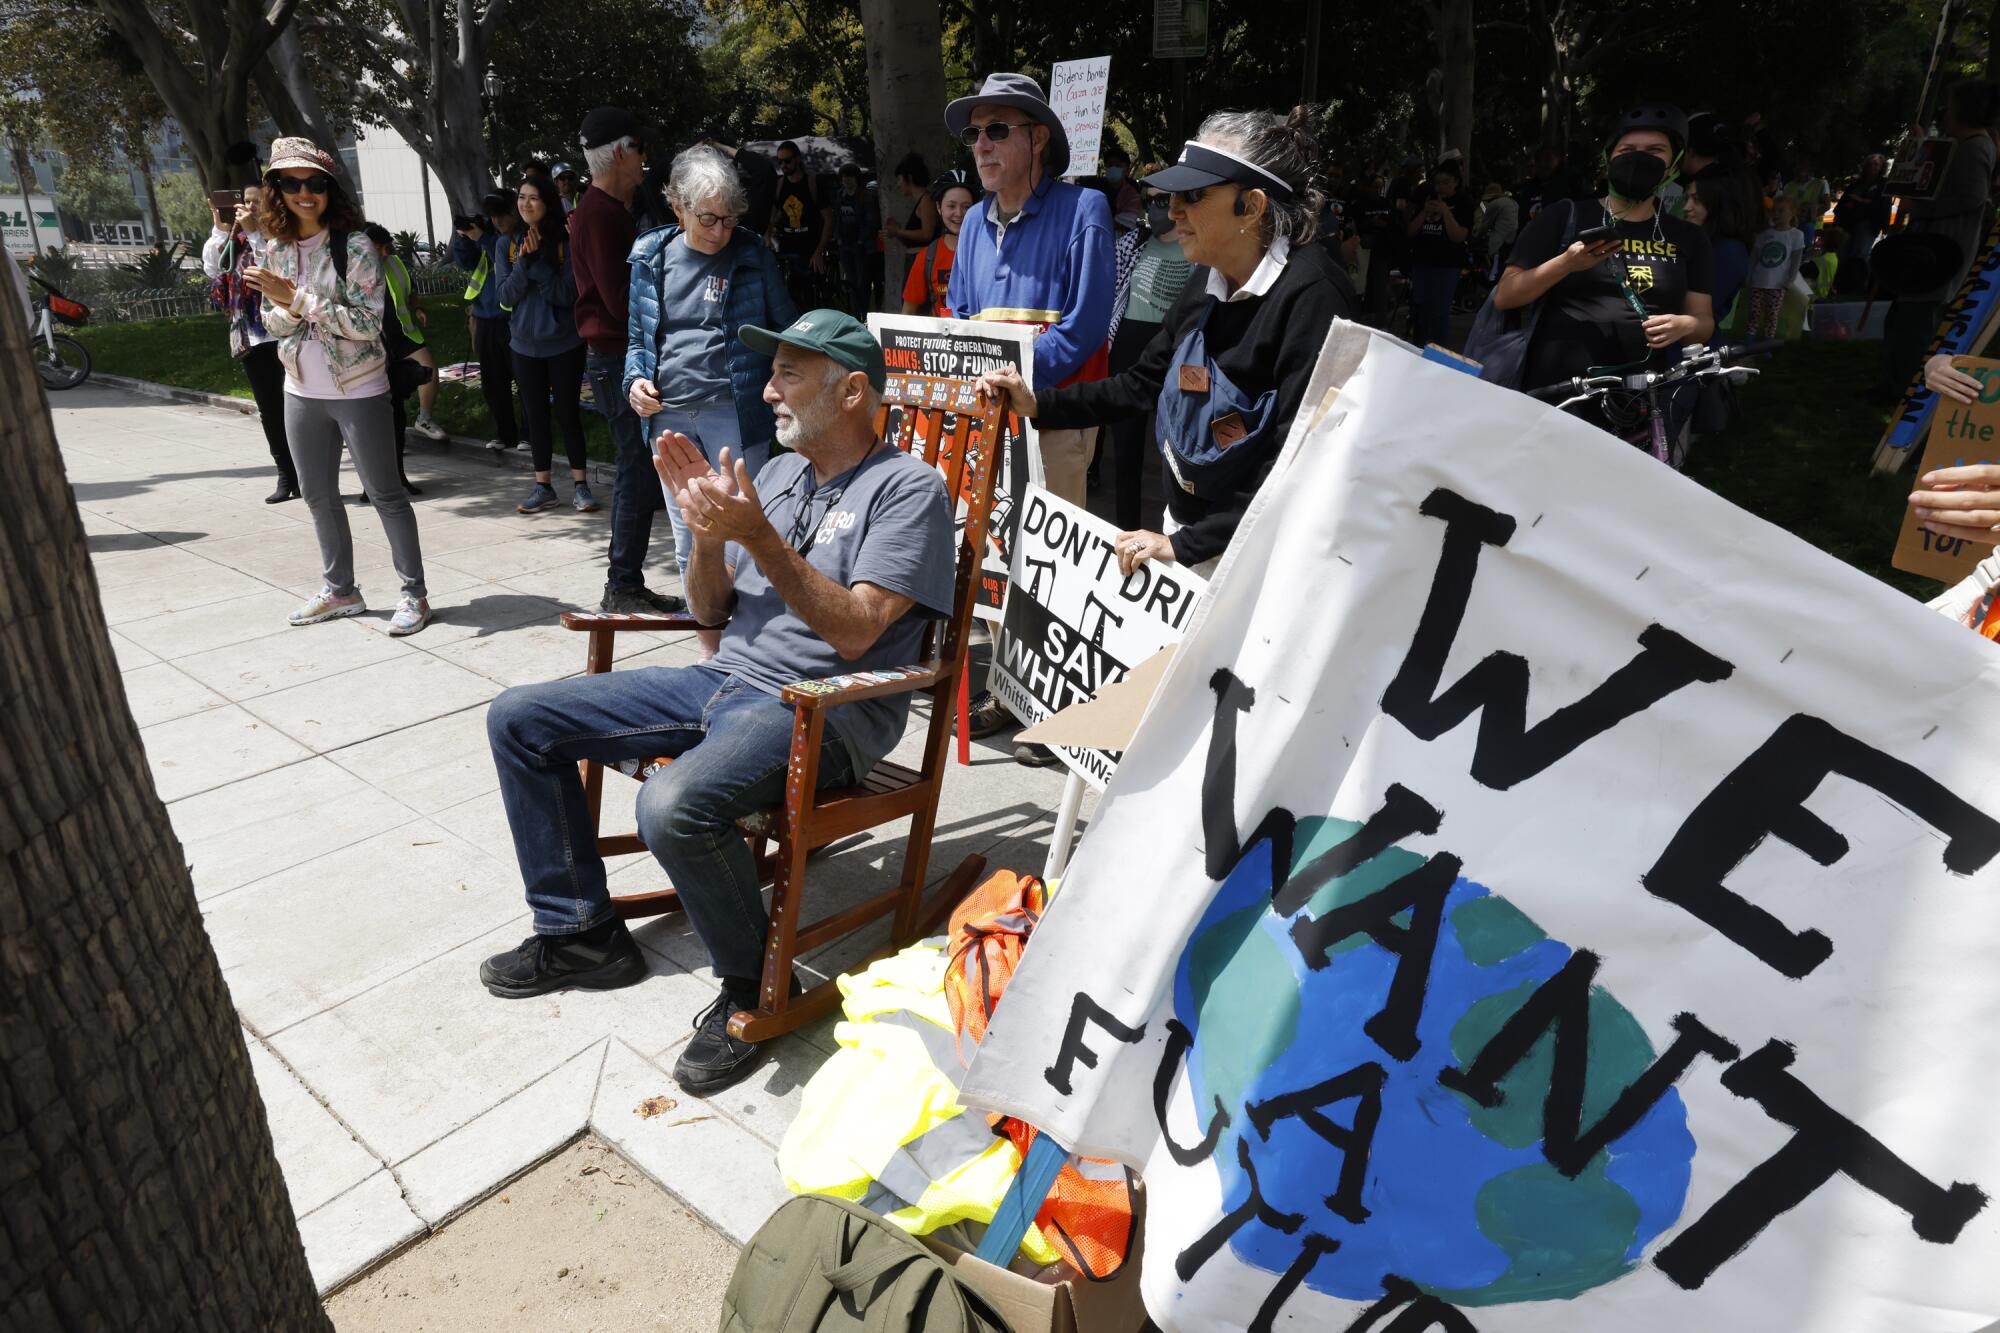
[1204,235,1291,303]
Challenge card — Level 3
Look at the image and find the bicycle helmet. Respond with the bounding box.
[1607,104,1688,156]
[930,168,982,203]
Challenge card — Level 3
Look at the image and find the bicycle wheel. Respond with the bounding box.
[38,335,91,390]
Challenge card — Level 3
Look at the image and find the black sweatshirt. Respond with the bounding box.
[1033,241,1354,566]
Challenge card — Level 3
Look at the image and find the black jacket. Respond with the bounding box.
[1035,240,1355,566]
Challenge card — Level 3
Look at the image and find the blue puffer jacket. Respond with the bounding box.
[625,225,799,446]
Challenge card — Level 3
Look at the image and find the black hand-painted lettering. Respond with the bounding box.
[1653,1040,1988,1289]
[1246,1062,1387,1222]
[1043,992,1147,1096]
[1174,1136,1306,1282]
[1436,952,1741,1177]
[1382,489,1733,790]
[1291,853,1461,1061]
[1155,1017,1231,1166]
[1643,713,2000,978]
[1248,1235,1341,1333]
[1341,1276,1479,1333]
[1272,784,1444,917]
[1203,668,1257,882]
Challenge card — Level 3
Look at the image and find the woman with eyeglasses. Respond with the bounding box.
[498,175,595,514]
[978,107,1355,578]
[626,146,799,655]
[245,137,430,636]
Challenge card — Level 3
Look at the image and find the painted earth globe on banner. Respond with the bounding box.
[1171,813,1697,1306]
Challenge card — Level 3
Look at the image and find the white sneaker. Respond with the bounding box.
[289,586,365,626]
[388,595,431,636]
[412,416,447,441]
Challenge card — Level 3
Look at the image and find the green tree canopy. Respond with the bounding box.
[56,160,138,224]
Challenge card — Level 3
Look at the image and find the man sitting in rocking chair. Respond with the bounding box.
[481,310,954,1095]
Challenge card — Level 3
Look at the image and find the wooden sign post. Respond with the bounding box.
[1891,355,2000,581]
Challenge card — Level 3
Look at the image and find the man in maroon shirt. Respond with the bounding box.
[572,105,685,614]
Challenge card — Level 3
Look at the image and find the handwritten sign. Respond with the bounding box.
[963,321,2000,1333]
[1891,355,2000,582]
[1871,211,2000,472]
[1050,57,1113,179]
[990,486,1206,788]
[868,313,1044,621]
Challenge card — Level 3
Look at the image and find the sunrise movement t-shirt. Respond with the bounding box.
[1510,197,1714,389]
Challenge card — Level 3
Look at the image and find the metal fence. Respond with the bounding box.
[79,265,466,325]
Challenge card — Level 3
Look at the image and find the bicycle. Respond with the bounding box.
[1527,339,1782,470]
[27,275,92,390]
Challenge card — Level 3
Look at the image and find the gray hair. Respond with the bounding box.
[583,134,638,179]
[667,146,746,216]
[1194,107,1325,247]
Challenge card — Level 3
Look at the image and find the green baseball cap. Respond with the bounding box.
[739,309,887,393]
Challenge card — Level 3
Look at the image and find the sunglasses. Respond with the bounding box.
[1171,186,1214,206]
[275,175,334,196]
[777,156,800,168]
[959,121,1036,146]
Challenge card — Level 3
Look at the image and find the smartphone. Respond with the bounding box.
[210,188,243,213]
[1575,222,1620,246]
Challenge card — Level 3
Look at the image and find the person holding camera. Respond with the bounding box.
[498,175,595,514]
[450,193,523,455]
[243,137,430,637]
[203,179,298,503]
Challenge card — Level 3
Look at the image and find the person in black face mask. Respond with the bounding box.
[1095,175,1196,528]
[1493,105,1716,430]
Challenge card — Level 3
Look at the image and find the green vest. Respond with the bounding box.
[385,254,424,345]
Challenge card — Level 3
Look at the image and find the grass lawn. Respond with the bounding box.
[75,309,1937,599]
[74,295,615,461]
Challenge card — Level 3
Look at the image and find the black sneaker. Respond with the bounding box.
[966,690,1017,740]
[673,976,800,1097]
[1013,742,1062,768]
[478,918,648,998]
[599,584,689,615]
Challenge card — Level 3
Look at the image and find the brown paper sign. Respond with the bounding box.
[1178,364,1210,393]
[1212,411,1248,449]
[1891,356,2000,583]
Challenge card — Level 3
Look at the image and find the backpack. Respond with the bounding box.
[1460,197,1581,390]
[328,230,433,400]
[721,1194,1013,1333]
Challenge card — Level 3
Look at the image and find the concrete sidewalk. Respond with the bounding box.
[55,383,1090,1292]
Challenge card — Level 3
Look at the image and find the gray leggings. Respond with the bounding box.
[284,392,427,600]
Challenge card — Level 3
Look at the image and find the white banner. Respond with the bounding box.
[961,322,2000,1332]
[869,313,1045,622]
[1050,57,1113,179]
[1,195,61,256]
[992,484,1206,788]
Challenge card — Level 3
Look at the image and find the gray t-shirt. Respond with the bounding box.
[710,446,956,772]
[655,238,733,406]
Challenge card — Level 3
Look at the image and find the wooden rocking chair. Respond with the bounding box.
[557,373,1004,1042]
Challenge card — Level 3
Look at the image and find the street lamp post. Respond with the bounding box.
[484,72,505,185]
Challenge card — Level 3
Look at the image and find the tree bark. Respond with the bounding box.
[1437,0,1475,168]
[0,236,329,1329]
[858,0,952,304]
[135,150,163,245]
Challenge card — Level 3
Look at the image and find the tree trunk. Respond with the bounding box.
[255,24,348,182]
[0,256,329,1330]
[1437,0,1475,168]
[10,137,44,258]
[859,0,952,305]
[135,150,163,245]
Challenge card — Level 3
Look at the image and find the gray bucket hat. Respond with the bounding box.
[944,73,1070,180]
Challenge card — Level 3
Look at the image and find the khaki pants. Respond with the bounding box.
[1036,426,1098,508]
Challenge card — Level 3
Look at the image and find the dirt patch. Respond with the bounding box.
[326,1136,739,1331]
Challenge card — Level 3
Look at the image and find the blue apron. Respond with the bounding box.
[1156,299,1280,502]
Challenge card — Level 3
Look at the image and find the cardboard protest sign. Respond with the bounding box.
[961,321,2000,1333]
[1871,210,2000,473]
[1892,356,2000,583]
[990,487,1207,789]
[1050,57,1113,179]
[869,314,1045,620]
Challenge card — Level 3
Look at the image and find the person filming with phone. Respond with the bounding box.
[1492,105,1715,430]
[203,173,298,503]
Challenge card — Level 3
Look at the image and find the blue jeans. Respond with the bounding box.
[646,395,768,573]
[1410,264,1459,349]
[486,664,857,983]
[590,349,656,593]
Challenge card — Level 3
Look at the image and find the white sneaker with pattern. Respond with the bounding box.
[388,595,431,637]
[289,586,365,626]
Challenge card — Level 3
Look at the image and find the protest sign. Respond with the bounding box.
[990,486,1207,789]
[869,313,1045,621]
[1892,355,2000,583]
[1871,210,2000,474]
[961,321,2000,1333]
[1050,57,1113,179]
